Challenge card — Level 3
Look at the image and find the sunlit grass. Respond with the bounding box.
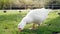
[0,10,60,34]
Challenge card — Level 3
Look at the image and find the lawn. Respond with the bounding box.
[0,10,60,34]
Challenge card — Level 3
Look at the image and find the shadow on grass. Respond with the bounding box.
[15,29,39,34]
[39,16,60,34]
[46,16,60,34]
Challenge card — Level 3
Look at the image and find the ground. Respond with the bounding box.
[0,10,60,34]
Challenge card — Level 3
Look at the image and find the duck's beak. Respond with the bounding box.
[18,28,22,32]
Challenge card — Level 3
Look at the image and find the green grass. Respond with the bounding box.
[0,10,60,34]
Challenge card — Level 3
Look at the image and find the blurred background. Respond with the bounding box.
[0,0,60,10]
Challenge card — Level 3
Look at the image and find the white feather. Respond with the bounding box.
[18,8,52,30]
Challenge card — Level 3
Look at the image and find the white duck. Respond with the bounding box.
[18,8,52,32]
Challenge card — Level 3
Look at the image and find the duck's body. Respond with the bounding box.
[18,8,52,30]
